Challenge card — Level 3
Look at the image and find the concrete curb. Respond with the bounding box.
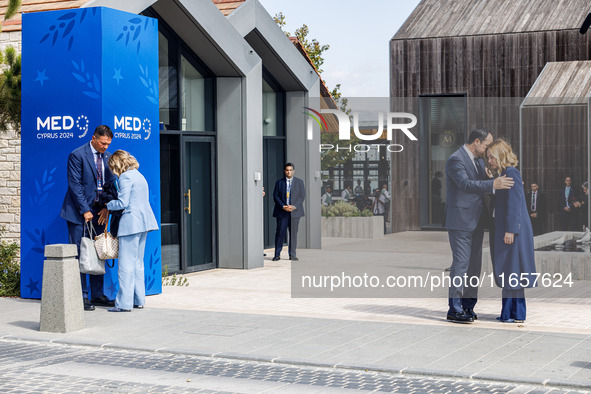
[1,335,589,391]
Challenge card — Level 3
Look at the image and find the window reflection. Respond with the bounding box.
[262,78,285,137]
[180,55,206,132]
[158,31,178,131]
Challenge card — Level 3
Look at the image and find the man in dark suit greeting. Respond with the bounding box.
[60,125,116,311]
[444,129,514,323]
[272,163,306,261]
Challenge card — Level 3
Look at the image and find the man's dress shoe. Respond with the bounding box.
[272,257,280,261]
[463,309,478,320]
[84,299,95,311]
[91,295,115,307]
[447,312,474,323]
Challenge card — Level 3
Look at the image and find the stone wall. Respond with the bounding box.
[0,30,21,52]
[321,216,384,239]
[0,131,21,244]
[0,31,21,246]
[0,129,20,245]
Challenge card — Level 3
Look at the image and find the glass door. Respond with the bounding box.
[263,138,285,248]
[183,136,216,271]
[419,95,467,229]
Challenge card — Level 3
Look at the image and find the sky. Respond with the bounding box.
[257,0,422,98]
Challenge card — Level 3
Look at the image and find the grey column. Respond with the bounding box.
[286,81,322,249]
[217,77,245,269]
[217,64,264,269]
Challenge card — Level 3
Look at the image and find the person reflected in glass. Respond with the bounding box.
[486,139,536,323]
[106,150,159,312]
[354,180,364,197]
[574,182,589,230]
[322,186,333,206]
[431,171,444,223]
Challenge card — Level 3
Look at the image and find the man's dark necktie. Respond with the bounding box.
[95,152,103,201]
[473,158,482,178]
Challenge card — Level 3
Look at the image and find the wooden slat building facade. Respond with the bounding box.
[390,0,591,232]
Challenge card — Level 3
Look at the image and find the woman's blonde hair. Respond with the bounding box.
[108,150,139,176]
[486,139,518,176]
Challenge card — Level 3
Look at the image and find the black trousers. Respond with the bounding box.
[274,215,300,258]
[560,211,578,231]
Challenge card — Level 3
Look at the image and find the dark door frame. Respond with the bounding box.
[418,94,468,230]
[181,135,217,272]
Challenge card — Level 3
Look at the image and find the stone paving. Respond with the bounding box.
[0,339,582,393]
[1,231,590,392]
[150,232,591,334]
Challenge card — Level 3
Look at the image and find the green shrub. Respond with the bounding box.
[361,209,373,217]
[322,201,373,217]
[0,229,19,297]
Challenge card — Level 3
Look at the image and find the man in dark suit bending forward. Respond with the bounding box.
[60,125,116,311]
[444,129,514,323]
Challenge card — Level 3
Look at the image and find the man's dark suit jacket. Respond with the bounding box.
[527,190,545,235]
[273,177,306,218]
[558,186,578,210]
[527,191,544,216]
[443,147,493,232]
[60,142,115,224]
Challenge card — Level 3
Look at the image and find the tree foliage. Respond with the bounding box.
[274,12,355,170]
[0,0,21,32]
[274,13,330,78]
[0,0,22,133]
[0,46,21,132]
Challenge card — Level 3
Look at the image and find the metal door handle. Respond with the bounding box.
[184,189,191,214]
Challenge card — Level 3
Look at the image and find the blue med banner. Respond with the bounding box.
[21,7,162,299]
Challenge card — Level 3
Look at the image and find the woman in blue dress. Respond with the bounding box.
[486,139,536,323]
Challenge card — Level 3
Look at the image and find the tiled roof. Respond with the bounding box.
[289,36,334,101]
[211,0,246,17]
[0,0,247,32]
[289,36,338,132]
[393,0,589,40]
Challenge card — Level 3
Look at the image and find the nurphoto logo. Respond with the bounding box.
[304,107,419,153]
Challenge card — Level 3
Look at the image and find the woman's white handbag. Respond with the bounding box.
[79,222,106,275]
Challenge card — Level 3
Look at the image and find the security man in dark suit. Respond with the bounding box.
[60,125,116,311]
[444,129,514,323]
[559,176,579,231]
[526,182,545,236]
[272,162,306,261]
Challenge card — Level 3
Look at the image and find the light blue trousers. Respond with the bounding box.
[116,232,147,310]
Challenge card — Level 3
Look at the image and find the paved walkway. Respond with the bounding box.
[1,231,590,391]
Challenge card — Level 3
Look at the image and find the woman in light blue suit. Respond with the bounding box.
[106,150,158,312]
